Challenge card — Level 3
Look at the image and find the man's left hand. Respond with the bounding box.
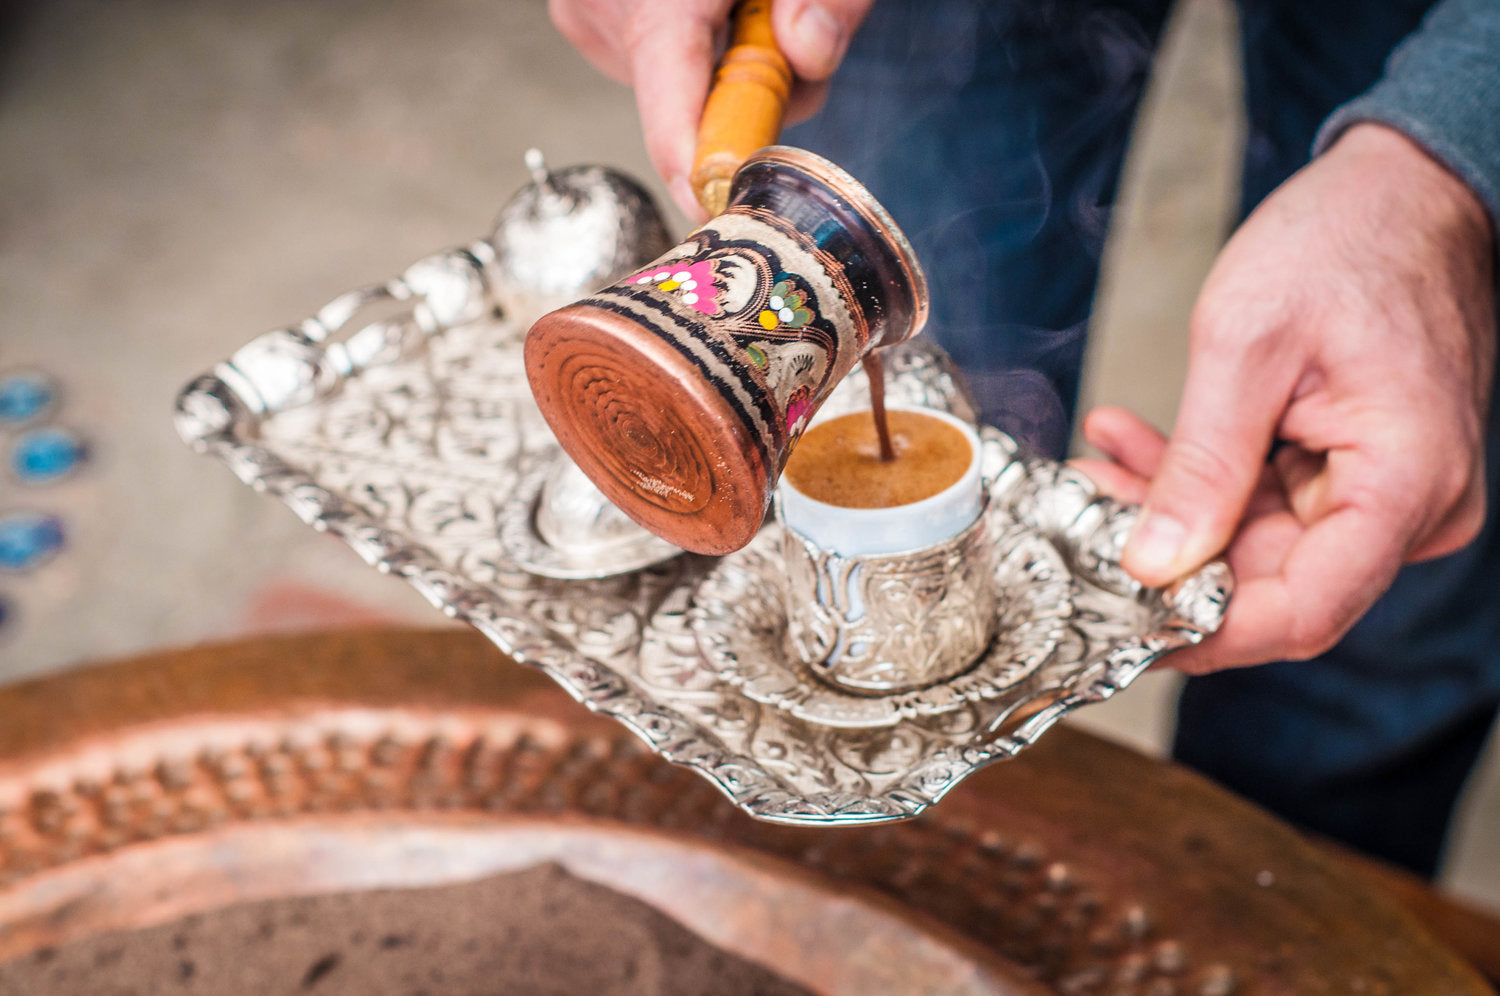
[1075,122,1496,674]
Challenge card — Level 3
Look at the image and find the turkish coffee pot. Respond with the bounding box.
[524,4,929,555]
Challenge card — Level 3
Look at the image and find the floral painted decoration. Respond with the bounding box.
[784,386,813,434]
[636,260,721,316]
[758,277,813,331]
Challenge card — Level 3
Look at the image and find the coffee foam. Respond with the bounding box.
[784,410,972,509]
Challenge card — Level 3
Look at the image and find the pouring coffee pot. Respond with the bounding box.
[524,146,928,556]
[525,1,928,555]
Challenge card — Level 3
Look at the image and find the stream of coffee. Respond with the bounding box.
[861,351,895,461]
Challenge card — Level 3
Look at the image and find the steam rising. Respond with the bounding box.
[786,0,1167,457]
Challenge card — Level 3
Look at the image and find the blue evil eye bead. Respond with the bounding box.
[0,372,56,424]
[12,427,87,483]
[0,512,65,572]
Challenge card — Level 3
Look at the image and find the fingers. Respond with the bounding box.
[1172,502,1406,673]
[554,0,870,219]
[771,0,873,83]
[784,79,832,125]
[1121,335,1293,587]
[1405,471,1487,562]
[625,2,736,219]
[1271,444,1331,525]
[624,0,870,219]
[1069,406,1165,504]
[1068,459,1150,504]
[1080,406,1167,480]
[1274,429,1485,565]
[549,0,632,83]
[1165,427,1481,674]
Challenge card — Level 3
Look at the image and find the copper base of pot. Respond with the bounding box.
[525,301,770,555]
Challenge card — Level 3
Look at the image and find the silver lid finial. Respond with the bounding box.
[524,148,550,189]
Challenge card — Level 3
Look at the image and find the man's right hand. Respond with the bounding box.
[548,0,873,220]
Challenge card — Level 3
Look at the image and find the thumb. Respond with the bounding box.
[1122,353,1288,587]
[772,0,873,82]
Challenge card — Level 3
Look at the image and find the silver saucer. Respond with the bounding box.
[175,163,1232,826]
[691,514,1072,728]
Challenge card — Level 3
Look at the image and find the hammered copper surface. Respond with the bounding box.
[0,629,1488,993]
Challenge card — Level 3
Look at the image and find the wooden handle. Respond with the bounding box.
[690,0,791,216]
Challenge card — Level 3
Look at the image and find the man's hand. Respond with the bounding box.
[548,0,873,220]
[1076,122,1496,674]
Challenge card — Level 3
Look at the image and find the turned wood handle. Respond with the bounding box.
[691,0,792,216]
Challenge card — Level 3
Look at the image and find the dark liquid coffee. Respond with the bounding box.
[784,409,972,509]
[862,352,895,461]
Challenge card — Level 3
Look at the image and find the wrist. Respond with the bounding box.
[1329,122,1494,252]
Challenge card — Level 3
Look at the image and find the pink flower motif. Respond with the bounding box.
[634,259,720,315]
[785,390,813,433]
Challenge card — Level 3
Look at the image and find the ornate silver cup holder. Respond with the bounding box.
[176,166,1231,826]
[690,508,1075,730]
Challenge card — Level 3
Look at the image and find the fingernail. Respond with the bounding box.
[1128,512,1186,577]
[790,4,844,77]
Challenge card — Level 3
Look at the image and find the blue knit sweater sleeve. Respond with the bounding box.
[1315,0,1500,241]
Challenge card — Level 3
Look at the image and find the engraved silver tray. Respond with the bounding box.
[176,185,1230,827]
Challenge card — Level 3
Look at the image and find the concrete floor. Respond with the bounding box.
[2,0,1496,909]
